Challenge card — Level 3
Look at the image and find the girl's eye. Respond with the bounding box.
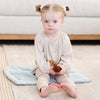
[45,20,48,23]
[53,21,57,23]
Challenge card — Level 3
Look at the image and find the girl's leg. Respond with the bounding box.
[56,74,77,98]
[36,68,61,97]
[36,68,50,90]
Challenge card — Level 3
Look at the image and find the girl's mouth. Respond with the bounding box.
[48,28,53,30]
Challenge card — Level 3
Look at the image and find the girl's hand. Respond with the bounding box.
[56,66,66,75]
[49,66,56,76]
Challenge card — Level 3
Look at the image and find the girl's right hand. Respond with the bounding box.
[49,66,56,76]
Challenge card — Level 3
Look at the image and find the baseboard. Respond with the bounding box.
[0,34,100,40]
[0,34,36,40]
[68,34,100,40]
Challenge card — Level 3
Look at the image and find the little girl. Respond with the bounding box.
[33,3,77,98]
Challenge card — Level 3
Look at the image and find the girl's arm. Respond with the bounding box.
[58,36,73,74]
[35,35,50,74]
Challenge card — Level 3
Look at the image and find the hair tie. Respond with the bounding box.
[40,5,44,10]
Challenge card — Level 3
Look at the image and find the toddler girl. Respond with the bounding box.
[33,3,77,98]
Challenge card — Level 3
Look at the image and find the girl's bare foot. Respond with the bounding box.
[40,83,62,97]
[61,83,77,98]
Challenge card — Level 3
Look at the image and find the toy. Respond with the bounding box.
[49,60,62,72]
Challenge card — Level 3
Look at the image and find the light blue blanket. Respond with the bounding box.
[3,66,91,86]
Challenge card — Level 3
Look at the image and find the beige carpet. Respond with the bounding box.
[2,44,100,100]
[0,45,14,100]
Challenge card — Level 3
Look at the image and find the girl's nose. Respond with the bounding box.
[48,22,53,26]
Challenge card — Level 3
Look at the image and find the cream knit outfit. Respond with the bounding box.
[34,31,75,90]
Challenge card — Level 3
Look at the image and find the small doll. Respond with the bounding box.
[50,60,62,72]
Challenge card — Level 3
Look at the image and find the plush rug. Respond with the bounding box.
[4,66,91,86]
[3,45,100,100]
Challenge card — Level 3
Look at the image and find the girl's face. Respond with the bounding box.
[41,11,64,34]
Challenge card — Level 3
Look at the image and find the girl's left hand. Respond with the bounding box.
[56,66,66,75]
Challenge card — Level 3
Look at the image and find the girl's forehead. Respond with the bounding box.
[41,11,62,20]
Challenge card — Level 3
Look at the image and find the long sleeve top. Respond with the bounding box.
[34,31,73,74]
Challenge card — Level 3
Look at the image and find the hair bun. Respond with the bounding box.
[66,6,70,11]
[36,5,41,12]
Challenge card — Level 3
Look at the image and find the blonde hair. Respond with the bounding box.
[36,4,70,18]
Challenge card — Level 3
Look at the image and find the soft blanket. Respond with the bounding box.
[4,66,91,86]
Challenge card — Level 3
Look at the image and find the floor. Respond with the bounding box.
[0,43,100,100]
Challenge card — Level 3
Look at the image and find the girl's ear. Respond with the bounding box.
[41,18,42,22]
[41,18,44,24]
[61,19,64,24]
